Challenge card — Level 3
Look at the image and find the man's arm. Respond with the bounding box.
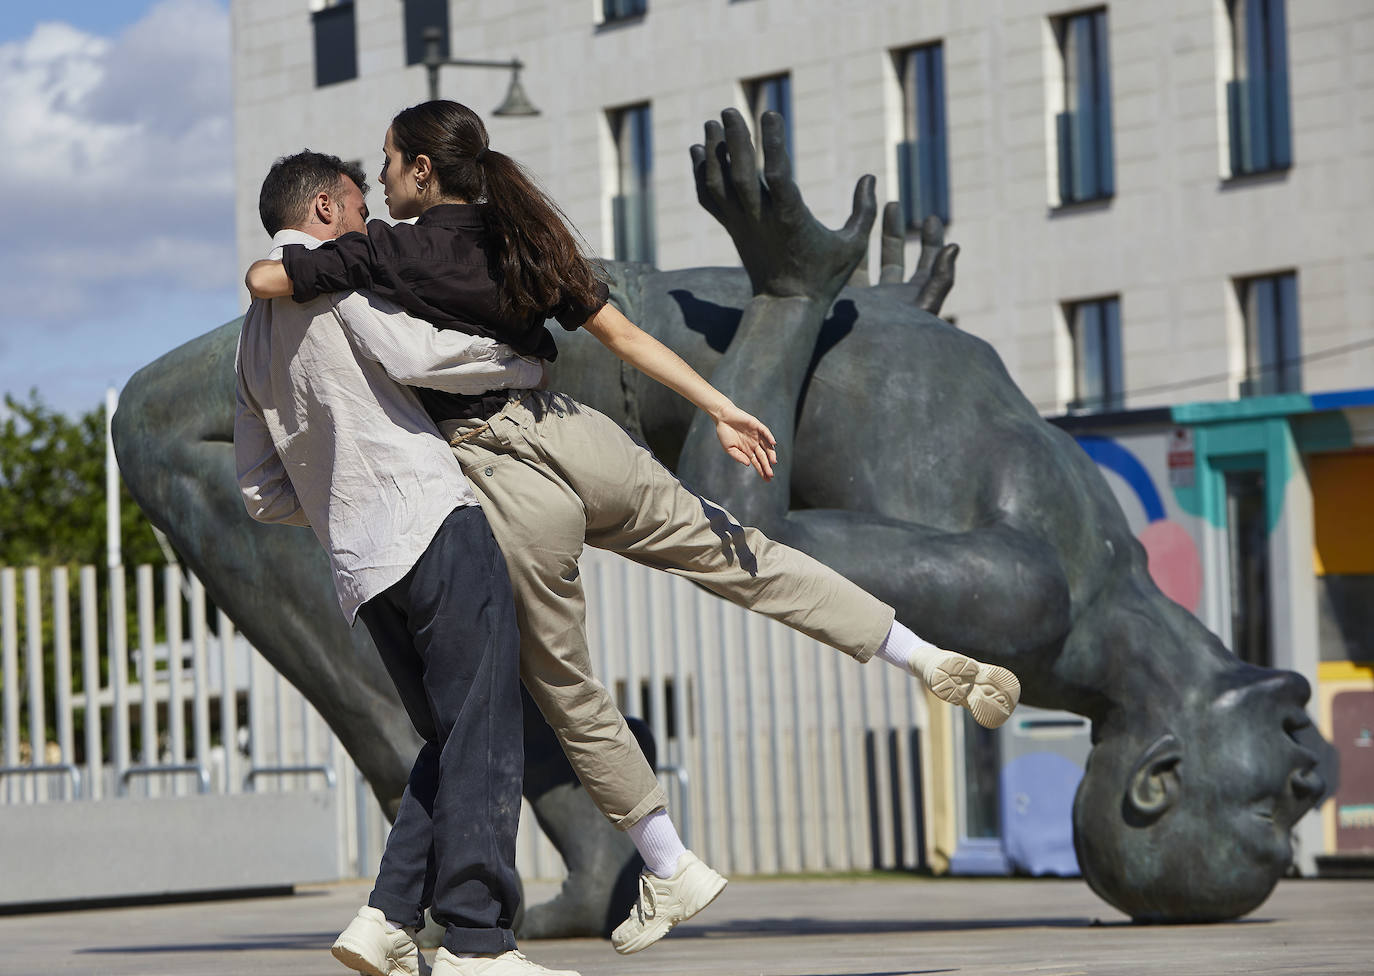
[234,386,311,527]
[330,292,545,394]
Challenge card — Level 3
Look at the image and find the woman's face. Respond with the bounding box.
[379,127,422,220]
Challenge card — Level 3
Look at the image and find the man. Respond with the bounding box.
[234,150,571,976]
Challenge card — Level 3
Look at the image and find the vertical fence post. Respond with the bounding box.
[2,569,18,803]
[218,611,237,793]
[80,566,103,800]
[109,567,130,782]
[52,567,75,799]
[165,565,185,795]
[137,566,158,795]
[23,568,45,798]
[189,579,211,777]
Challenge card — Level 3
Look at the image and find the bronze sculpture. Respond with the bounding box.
[114,110,1329,928]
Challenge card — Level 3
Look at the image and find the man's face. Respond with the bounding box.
[334,177,369,237]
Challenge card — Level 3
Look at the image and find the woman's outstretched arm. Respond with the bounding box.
[582,302,777,480]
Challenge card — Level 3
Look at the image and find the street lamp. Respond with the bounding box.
[422,27,539,116]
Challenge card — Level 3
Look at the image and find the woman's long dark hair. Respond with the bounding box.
[390,100,603,320]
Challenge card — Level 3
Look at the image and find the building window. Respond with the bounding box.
[1054,8,1114,204]
[895,43,950,227]
[603,0,647,22]
[404,0,449,67]
[746,73,794,166]
[1067,296,1123,412]
[1238,272,1299,396]
[610,104,655,264]
[1226,0,1292,176]
[312,0,357,87]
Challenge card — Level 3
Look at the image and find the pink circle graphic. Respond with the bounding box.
[1139,520,1203,613]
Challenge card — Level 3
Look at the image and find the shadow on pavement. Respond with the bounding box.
[76,931,336,954]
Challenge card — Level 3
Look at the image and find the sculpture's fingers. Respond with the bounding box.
[690,144,724,220]
[914,214,946,276]
[840,174,878,243]
[760,111,801,215]
[720,108,761,215]
[700,119,729,209]
[879,202,905,284]
[915,243,959,315]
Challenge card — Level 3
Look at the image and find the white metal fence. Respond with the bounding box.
[0,551,931,902]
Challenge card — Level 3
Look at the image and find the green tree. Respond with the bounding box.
[0,391,163,569]
[1,390,166,755]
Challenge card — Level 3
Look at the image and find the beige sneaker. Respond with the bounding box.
[431,948,579,976]
[918,650,1021,729]
[611,850,727,954]
[331,905,429,976]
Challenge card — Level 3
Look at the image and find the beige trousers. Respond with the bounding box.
[439,391,894,829]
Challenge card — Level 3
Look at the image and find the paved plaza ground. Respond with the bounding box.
[4,874,1371,976]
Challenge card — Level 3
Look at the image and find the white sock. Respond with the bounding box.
[626,808,688,879]
[874,621,946,678]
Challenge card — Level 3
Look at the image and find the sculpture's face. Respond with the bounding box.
[1075,666,1327,922]
[1189,668,1325,861]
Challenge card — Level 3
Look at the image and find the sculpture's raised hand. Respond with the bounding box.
[909,215,959,315]
[691,109,875,302]
[878,207,959,316]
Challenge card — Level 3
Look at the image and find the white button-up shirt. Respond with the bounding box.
[234,229,542,621]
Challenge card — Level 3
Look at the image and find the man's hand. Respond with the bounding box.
[713,402,777,481]
[690,109,875,303]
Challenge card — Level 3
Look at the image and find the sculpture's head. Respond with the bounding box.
[1072,664,1325,922]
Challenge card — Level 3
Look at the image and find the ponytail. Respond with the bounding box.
[390,100,603,320]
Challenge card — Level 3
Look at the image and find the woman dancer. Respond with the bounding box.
[247,100,1019,956]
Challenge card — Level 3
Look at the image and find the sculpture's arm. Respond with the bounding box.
[582,301,776,479]
[679,109,874,505]
[233,384,310,527]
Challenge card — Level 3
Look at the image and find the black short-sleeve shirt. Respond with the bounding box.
[280,203,608,421]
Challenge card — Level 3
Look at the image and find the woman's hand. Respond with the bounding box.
[245,259,292,299]
[714,403,777,481]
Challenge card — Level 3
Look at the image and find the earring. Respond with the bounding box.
[416,178,425,192]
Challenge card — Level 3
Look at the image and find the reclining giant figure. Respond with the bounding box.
[114,110,1328,928]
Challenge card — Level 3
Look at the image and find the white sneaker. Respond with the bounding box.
[431,948,579,976]
[918,650,1021,729]
[611,850,727,954]
[331,905,429,976]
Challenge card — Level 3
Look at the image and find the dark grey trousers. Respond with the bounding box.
[356,505,523,956]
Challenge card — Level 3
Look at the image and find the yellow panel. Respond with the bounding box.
[1318,661,1374,682]
[1309,453,1374,575]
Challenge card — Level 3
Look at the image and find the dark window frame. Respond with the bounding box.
[1226,0,1293,177]
[1238,271,1300,397]
[603,0,647,23]
[1066,295,1123,413]
[1054,7,1114,205]
[403,0,450,67]
[610,103,655,265]
[313,0,358,88]
[895,42,951,228]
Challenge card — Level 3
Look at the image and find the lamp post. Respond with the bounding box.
[422,27,539,116]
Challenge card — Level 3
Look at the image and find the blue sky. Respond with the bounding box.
[0,0,235,417]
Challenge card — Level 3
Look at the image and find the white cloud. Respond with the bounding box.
[0,0,233,327]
